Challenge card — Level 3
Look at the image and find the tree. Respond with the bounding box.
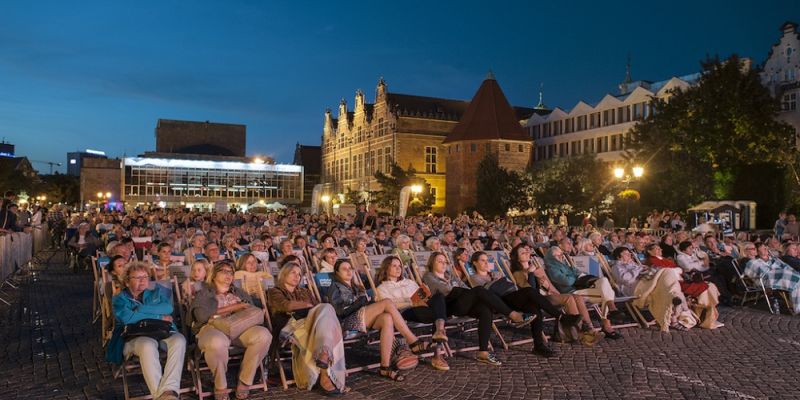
[527,154,614,214]
[475,153,529,217]
[373,163,434,215]
[39,173,80,205]
[629,55,797,221]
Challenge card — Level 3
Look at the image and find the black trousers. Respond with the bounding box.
[445,287,507,351]
[502,287,559,347]
[401,293,447,323]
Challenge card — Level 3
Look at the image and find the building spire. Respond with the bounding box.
[624,53,632,84]
[534,83,547,109]
[485,70,496,80]
[619,54,633,95]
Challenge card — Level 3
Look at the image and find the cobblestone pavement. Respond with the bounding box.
[1,256,799,400]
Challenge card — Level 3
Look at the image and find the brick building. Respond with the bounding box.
[444,73,533,214]
[320,77,534,214]
[80,158,122,209]
[155,119,246,157]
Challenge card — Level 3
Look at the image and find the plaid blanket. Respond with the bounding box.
[745,257,800,313]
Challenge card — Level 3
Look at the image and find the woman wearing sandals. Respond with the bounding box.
[375,256,450,371]
[328,259,431,381]
[189,261,272,400]
[266,262,350,397]
[423,252,534,366]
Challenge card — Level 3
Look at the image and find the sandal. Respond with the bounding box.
[670,322,689,332]
[315,350,330,370]
[379,365,406,381]
[394,348,419,370]
[235,381,250,400]
[214,391,230,400]
[409,339,432,355]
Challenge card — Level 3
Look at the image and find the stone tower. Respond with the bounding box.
[443,72,532,215]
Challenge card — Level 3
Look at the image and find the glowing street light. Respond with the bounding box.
[613,168,625,179]
[321,194,331,203]
[253,157,265,164]
[632,166,644,178]
[411,184,423,194]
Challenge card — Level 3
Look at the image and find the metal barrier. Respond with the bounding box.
[0,225,48,282]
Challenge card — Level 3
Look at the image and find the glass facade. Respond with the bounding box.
[123,157,303,207]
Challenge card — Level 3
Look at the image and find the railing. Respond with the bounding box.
[0,224,49,281]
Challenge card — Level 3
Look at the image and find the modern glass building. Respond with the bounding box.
[123,157,303,210]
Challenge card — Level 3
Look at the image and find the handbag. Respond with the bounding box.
[210,305,264,339]
[487,277,516,297]
[573,275,599,290]
[121,319,173,342]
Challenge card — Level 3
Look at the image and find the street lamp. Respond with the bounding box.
[320,194,331,215]
[411,185,422,194]
[613,165,645,228]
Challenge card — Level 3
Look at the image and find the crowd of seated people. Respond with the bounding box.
[70,206,800,398]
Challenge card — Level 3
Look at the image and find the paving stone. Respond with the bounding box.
[0,260,798,399]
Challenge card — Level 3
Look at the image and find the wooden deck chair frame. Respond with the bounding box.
[100,269,115,346]
[115,278,194,400]
[176,277,270,399]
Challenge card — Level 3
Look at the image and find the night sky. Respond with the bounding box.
[1,1,795,172]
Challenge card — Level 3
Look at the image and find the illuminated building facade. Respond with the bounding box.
[122,157,303,209]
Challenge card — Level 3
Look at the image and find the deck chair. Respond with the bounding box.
[115,279,194,400]
[180,278,270,399]
[592,253,653,329]
[100,269,116,346]
[92,256,111,323]
[564,253,640,330]
[731,259,773,312]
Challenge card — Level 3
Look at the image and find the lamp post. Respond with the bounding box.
[320,194,331,215]
[613,166,644,229]
[96,191,111,211]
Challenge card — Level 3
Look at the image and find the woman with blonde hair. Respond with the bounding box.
[189,260,272,400]
[233,253,273,303]
[266,262,349,396]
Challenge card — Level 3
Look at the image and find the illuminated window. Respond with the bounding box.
[425,147,437,173]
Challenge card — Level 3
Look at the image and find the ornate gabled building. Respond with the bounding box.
[321,77,534,214]
[525,67,699,162]
[760,21,800,142]
[443,72,534,214]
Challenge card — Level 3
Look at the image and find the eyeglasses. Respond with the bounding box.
[129,275,149,281]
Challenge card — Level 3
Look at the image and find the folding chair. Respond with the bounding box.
[115,279,195,400]
[731,259,772,311]
[181,278,270,399]
[592,253,653,329]
[91,256,110,324]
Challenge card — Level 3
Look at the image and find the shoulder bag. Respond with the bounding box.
[210,305,265,339]
[121,319,173,341]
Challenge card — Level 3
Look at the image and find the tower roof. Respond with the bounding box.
[444,74,528,143]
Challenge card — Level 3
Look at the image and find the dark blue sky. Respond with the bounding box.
[1,1,795,172]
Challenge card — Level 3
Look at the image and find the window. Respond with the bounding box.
[456,144,460,152]
[430,187,437,202]
[470,143,477,152]
[425,146,437,173]
[505,143,511,152]
[376,149,383,173]
[384,147,392,172]
[784,93,797,111]
[518,144,523,152]
[485,143,491,152]
[70,159,77,165]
